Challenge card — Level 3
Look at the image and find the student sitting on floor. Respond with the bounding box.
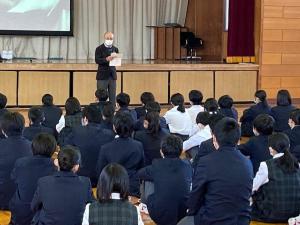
[0,112,32,210]
[0,92,9,139]
[41,94,62,132]
[252,133,300,223]
[138,135,192,225]
[31,146,94,225]
[23,106,54,141]
[116,92,138,121]
[82,163,144,225]
[100,101,115,131]
[135,92,155,119]
[186,90,204,125]
[271,89,296,132]
[240,90,271,137]
[9,133,57,225]
[134,111,169,166]
[92,89,109,115]
[239,114,274,175]
[203,98,219,115]
[218,95,238,121]
[164,93,192,141]
[284,109,300,152]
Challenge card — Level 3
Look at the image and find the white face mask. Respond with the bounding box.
[105,39,113,46]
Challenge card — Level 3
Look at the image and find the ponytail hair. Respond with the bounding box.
[58,146,81,172]
[170,93,185,113]
[255,90,268,107]
[145,112,160,136]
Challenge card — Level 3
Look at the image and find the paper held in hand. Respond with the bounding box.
[109,53,122,67]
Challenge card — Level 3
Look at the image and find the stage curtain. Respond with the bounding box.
[227,0,255,62]
[0,0,188,60]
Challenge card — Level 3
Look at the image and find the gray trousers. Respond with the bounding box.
[97,79,116,107]
[177,216,195,225]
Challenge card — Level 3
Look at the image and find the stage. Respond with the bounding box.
[0,60,259,106]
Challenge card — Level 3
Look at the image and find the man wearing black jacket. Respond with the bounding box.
[95,32,119,107]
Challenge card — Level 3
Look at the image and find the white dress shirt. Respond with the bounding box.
[183,125,211,151]
[252,153,284,192]
[82,193,144,225]
[164,106,193,135]
[56,115,65,133]
[186,105,204,124]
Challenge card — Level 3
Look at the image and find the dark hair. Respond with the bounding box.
[289,109,300,125]
[204,98,219,114]
[32,133,57,157]
[218,95,234,109]
[189,90,203,105]
[116,93,130,108]
[82,104,102,124]
[277,89,292,106]
[102,102,115,122]
[0,93,7,109]
[113,112,133,138]
[1,112,25,136]
[65,97,81,116]
[255,90,268,107]
[170,93,185,113]
[42,94,53,106]
[97,163,129,202]
[161,135,183,158]
[95,89,109,102]
[145,101,161,113]
[145,112,160,136]
[208,113,225,133]
[58,146,81,172]
[28,106,45,124]
[213,117,241,147]
[196,112,210,126]
[269,133,299,173]
[253,114,274,135]
[140,92,155,105]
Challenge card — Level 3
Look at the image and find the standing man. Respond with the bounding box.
[95,32,119,107]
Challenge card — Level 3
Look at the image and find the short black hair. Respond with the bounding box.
[65,97,81,116]
[218,95,234,109]
[32,133,57,157]
[82,104,102,124]
[213,117,241,147]
[268,133,290,154]
[277,89,292,106]
[1,112,25,136]
[189,90,203,105]
[97,163,129,202]
[196,111,210,126]
[255,90,267,102]
[253,114,274,135]
[208,113,225,133]
[42,94,53,106]
[28,106,45,124]
[0,93,7,109]
[170,93,185,113]
[102,102,115,121]
[95,89,109,102]
[140,92,155,105]
[289,109,300,125]
[204,98,219,113]
[161,135,183,158]
[113,112,134,138]
[58,146,81,172]
[145,101,161,113]
[116,93,130,108]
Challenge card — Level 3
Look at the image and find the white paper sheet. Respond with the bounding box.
[109,53,122,67]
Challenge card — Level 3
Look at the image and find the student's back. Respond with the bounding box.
[285,126,300,151]
[23,124,54,141]
[42,105,62,130]
[271,105,296,132]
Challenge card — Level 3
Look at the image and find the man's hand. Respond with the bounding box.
[106,56,113,62]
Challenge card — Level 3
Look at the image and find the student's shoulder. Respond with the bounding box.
[78,176,92,185]
[15,155,33,167]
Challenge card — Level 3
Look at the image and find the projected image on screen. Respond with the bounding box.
[0,0,72,36]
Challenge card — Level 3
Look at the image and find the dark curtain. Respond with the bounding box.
[227,0,255,57]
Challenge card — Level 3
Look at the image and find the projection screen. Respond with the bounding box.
[0,0,73,36]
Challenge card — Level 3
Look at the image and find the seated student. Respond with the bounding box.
[218,95,238,121]
[178,118,253,225]
[65,104,115,187]
[82,163,144,225]
[240,90,271,137]
[271,90,296,132]
[186,90,204,125]
[252,133,300,223]
[100,101,115,131]
[239,114,274,175]
[284,109,300,152]
[23,106,54,141]
[116,92,137,121]
[134,112,169,166]
[93,89,109,114]
[0,112,32,209]
[164,93,192,141]
[135,92,155,119]
[41,94,62,131]
[204,98,219,115]
[0,93,8,139]
[138,135,192,225]
[96,112,144,196]
[31,146,94,225]
[9,133,57,225]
